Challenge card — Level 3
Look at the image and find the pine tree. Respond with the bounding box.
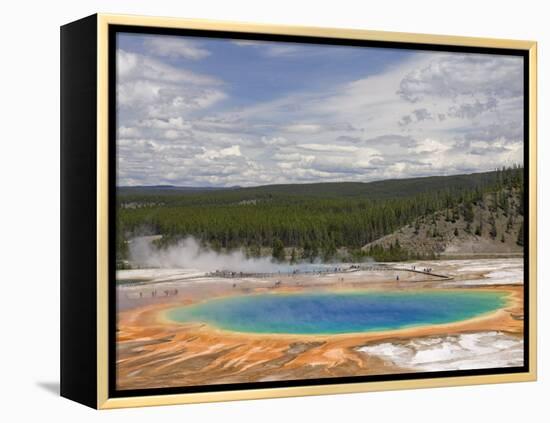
[516,222,524,246]
[489,214,497,239]
[322,238,337,262]
[302,240,318,263]
[505,214,512,232]
[249,243,261,258]
[272,238,285,262]
[464,202,474,223]
[290,248,297,264]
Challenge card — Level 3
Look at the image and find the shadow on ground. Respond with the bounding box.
[36,381,60,396]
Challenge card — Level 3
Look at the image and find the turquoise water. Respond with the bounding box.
[166,290,507,335]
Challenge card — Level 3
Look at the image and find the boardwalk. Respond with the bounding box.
[207,263,453,280]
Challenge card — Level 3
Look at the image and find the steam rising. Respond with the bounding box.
[129,236,330,273]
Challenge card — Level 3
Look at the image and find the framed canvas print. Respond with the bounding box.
[60,14,537,409]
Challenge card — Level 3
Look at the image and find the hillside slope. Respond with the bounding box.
[363,188,524,259]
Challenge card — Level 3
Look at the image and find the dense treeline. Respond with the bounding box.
[116,166,524,261]
[364,239,430,262]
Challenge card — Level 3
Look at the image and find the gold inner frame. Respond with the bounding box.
[96,13,537,409]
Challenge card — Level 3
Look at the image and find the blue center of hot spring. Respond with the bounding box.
[166,290,506,335]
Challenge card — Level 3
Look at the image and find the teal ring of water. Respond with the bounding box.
[166,290,508,335]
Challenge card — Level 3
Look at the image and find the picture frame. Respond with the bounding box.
[60,13,537,409]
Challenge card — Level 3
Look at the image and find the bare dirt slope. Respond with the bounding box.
[363,190,524,257]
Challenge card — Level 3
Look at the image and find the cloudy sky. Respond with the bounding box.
[116,32,524,187]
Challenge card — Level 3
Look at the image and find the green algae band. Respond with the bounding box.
[167,290,507,335]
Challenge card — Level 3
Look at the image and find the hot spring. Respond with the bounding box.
[166,290,507,335]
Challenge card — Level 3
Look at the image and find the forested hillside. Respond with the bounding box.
[363,188,524,261]
[116,166,524,263]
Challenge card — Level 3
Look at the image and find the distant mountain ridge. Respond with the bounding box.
[118,185,241,194]
[118,170,500,200]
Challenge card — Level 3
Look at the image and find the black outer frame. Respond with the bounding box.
[60,14,98,408]
[60,14,530,408]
